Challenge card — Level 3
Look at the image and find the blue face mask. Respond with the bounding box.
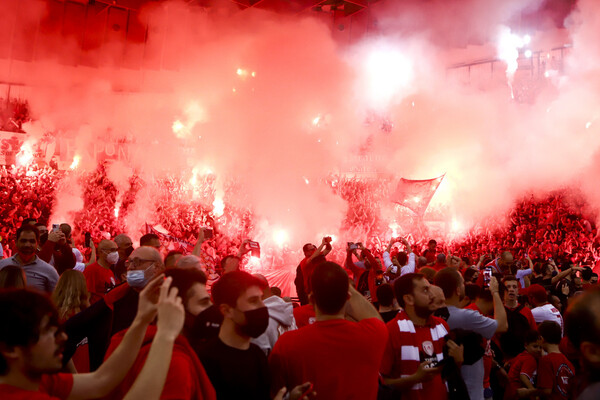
[126,264,154,288]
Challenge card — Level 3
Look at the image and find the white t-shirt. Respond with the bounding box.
[531,303,564,333]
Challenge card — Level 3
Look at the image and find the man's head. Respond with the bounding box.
[498,251,514,273]
[126,246,164,289]
[97,239,119,265]
[434,267,465,302]
[139,233,161,250]
[565,288,600,371]
[211,271,268,338]
[591,273,598,285]
[581,266,593,283]
[34,223,48,245]
[538,320,562,351]
[175,254,202,270]
[59,224,72,241]
[463,267,479,283]
[526,284,547,307]
[220,255,240,274]
[376,283,395,308]
[15,225,39,262]
[429,285,446,310]
[164,268,210,330]
[395,251,408,267]
[394,273,436,319]
[427,239,437,252]
[20,218,37,227]
[0,290,66,376]
[302,243,317,259]
[502,275,519,303]
[309,262,349,315]
[164,250,184,268]
[114,234,133,259]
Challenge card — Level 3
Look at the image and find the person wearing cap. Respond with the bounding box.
[526,284,564,333]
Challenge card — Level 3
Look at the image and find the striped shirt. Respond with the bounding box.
[380,310,449,400]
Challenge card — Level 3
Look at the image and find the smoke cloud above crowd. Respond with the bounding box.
[2,0,600,245]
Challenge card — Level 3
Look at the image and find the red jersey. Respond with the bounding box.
[269,318,387,400]
[83,262,116,303]
[537,352,575,400]
[293,304,316,328]
[380,310,449,400]
[104,325,216,400]
[505,351,538,400]
[0,373,73,400]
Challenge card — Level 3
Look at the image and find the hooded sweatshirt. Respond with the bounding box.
[104,325,216,400]
[251,296,297,355]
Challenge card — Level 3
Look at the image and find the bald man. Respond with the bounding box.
[83,239,118,304]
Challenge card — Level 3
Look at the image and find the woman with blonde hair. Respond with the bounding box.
[52,269,90,322]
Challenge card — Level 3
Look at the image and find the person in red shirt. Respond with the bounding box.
[292,303,316,328]
[0,276,183,400]
[104,268,217,400]
[422,239,437,266]
[270,261,387,400]
[83,240,118,303]
[537,321,575,400]
[504,330,543,400]
[380,273,463,400]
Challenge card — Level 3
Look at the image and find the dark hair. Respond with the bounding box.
[592,273,598,280]
[524,329,541,345]
[220,255,240,271]
[434,267,462,300]
[394,273,425,308]
[302,243,314,254]
[59,223,72,238]
[477,288,494,302]
[396,252,408,266]
[311,262,349,315]
[538,321,562,345]
[376,283,395,307]
[34,222,46,228]
[0,266,26,289]
[16,225,39,242]
[465,283,481,300]
[164,250,184,267]
[271,287,282,297]
[211,270,264,308]
[581,267,593,281]
[164,268,207,305]
[428,239,437,246]
[0,290,59,374]
[20,218,36,227]
[565,288,600,347]
[139,233,160,247]
[418,267,436,283]
[463,268,478,283]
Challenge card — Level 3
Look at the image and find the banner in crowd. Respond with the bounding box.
[391,175,445,217]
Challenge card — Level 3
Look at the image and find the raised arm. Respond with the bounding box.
[123,277,184,400]
[68,275,164,400]
[489,277,508,333]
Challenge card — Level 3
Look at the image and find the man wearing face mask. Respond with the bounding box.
[83,239,118,304]
[196,271,314,400]
[0,225,58,292]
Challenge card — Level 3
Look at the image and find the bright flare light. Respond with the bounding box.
[69,155,80,170]
[16,142,34,167]
[273,230,288,247]
[312,116,321,126]
[524,49,532,58]
[114,202,121,218]
[362,44,414,110]
[412,196,421,203]
[389,222,400,237]
[212,198,224,217]
[497,26,531,97]
[586,122,592,129]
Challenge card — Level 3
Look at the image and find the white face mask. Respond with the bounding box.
[106,251,119,265]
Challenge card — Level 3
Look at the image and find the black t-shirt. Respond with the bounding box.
[196,337,270,400]
[379,310,399,323]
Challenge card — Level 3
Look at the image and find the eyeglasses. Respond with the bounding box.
[125,258,155,268]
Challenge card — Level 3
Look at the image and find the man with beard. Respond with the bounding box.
[486,251,514,275]
[0,225,58,292]
[196,271,312,400]
[435,268,508,400]
[380,273,455,400]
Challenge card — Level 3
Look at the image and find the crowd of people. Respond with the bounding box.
[0,98,30,132]
[1,159,600,399]
[0,172,599,399]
